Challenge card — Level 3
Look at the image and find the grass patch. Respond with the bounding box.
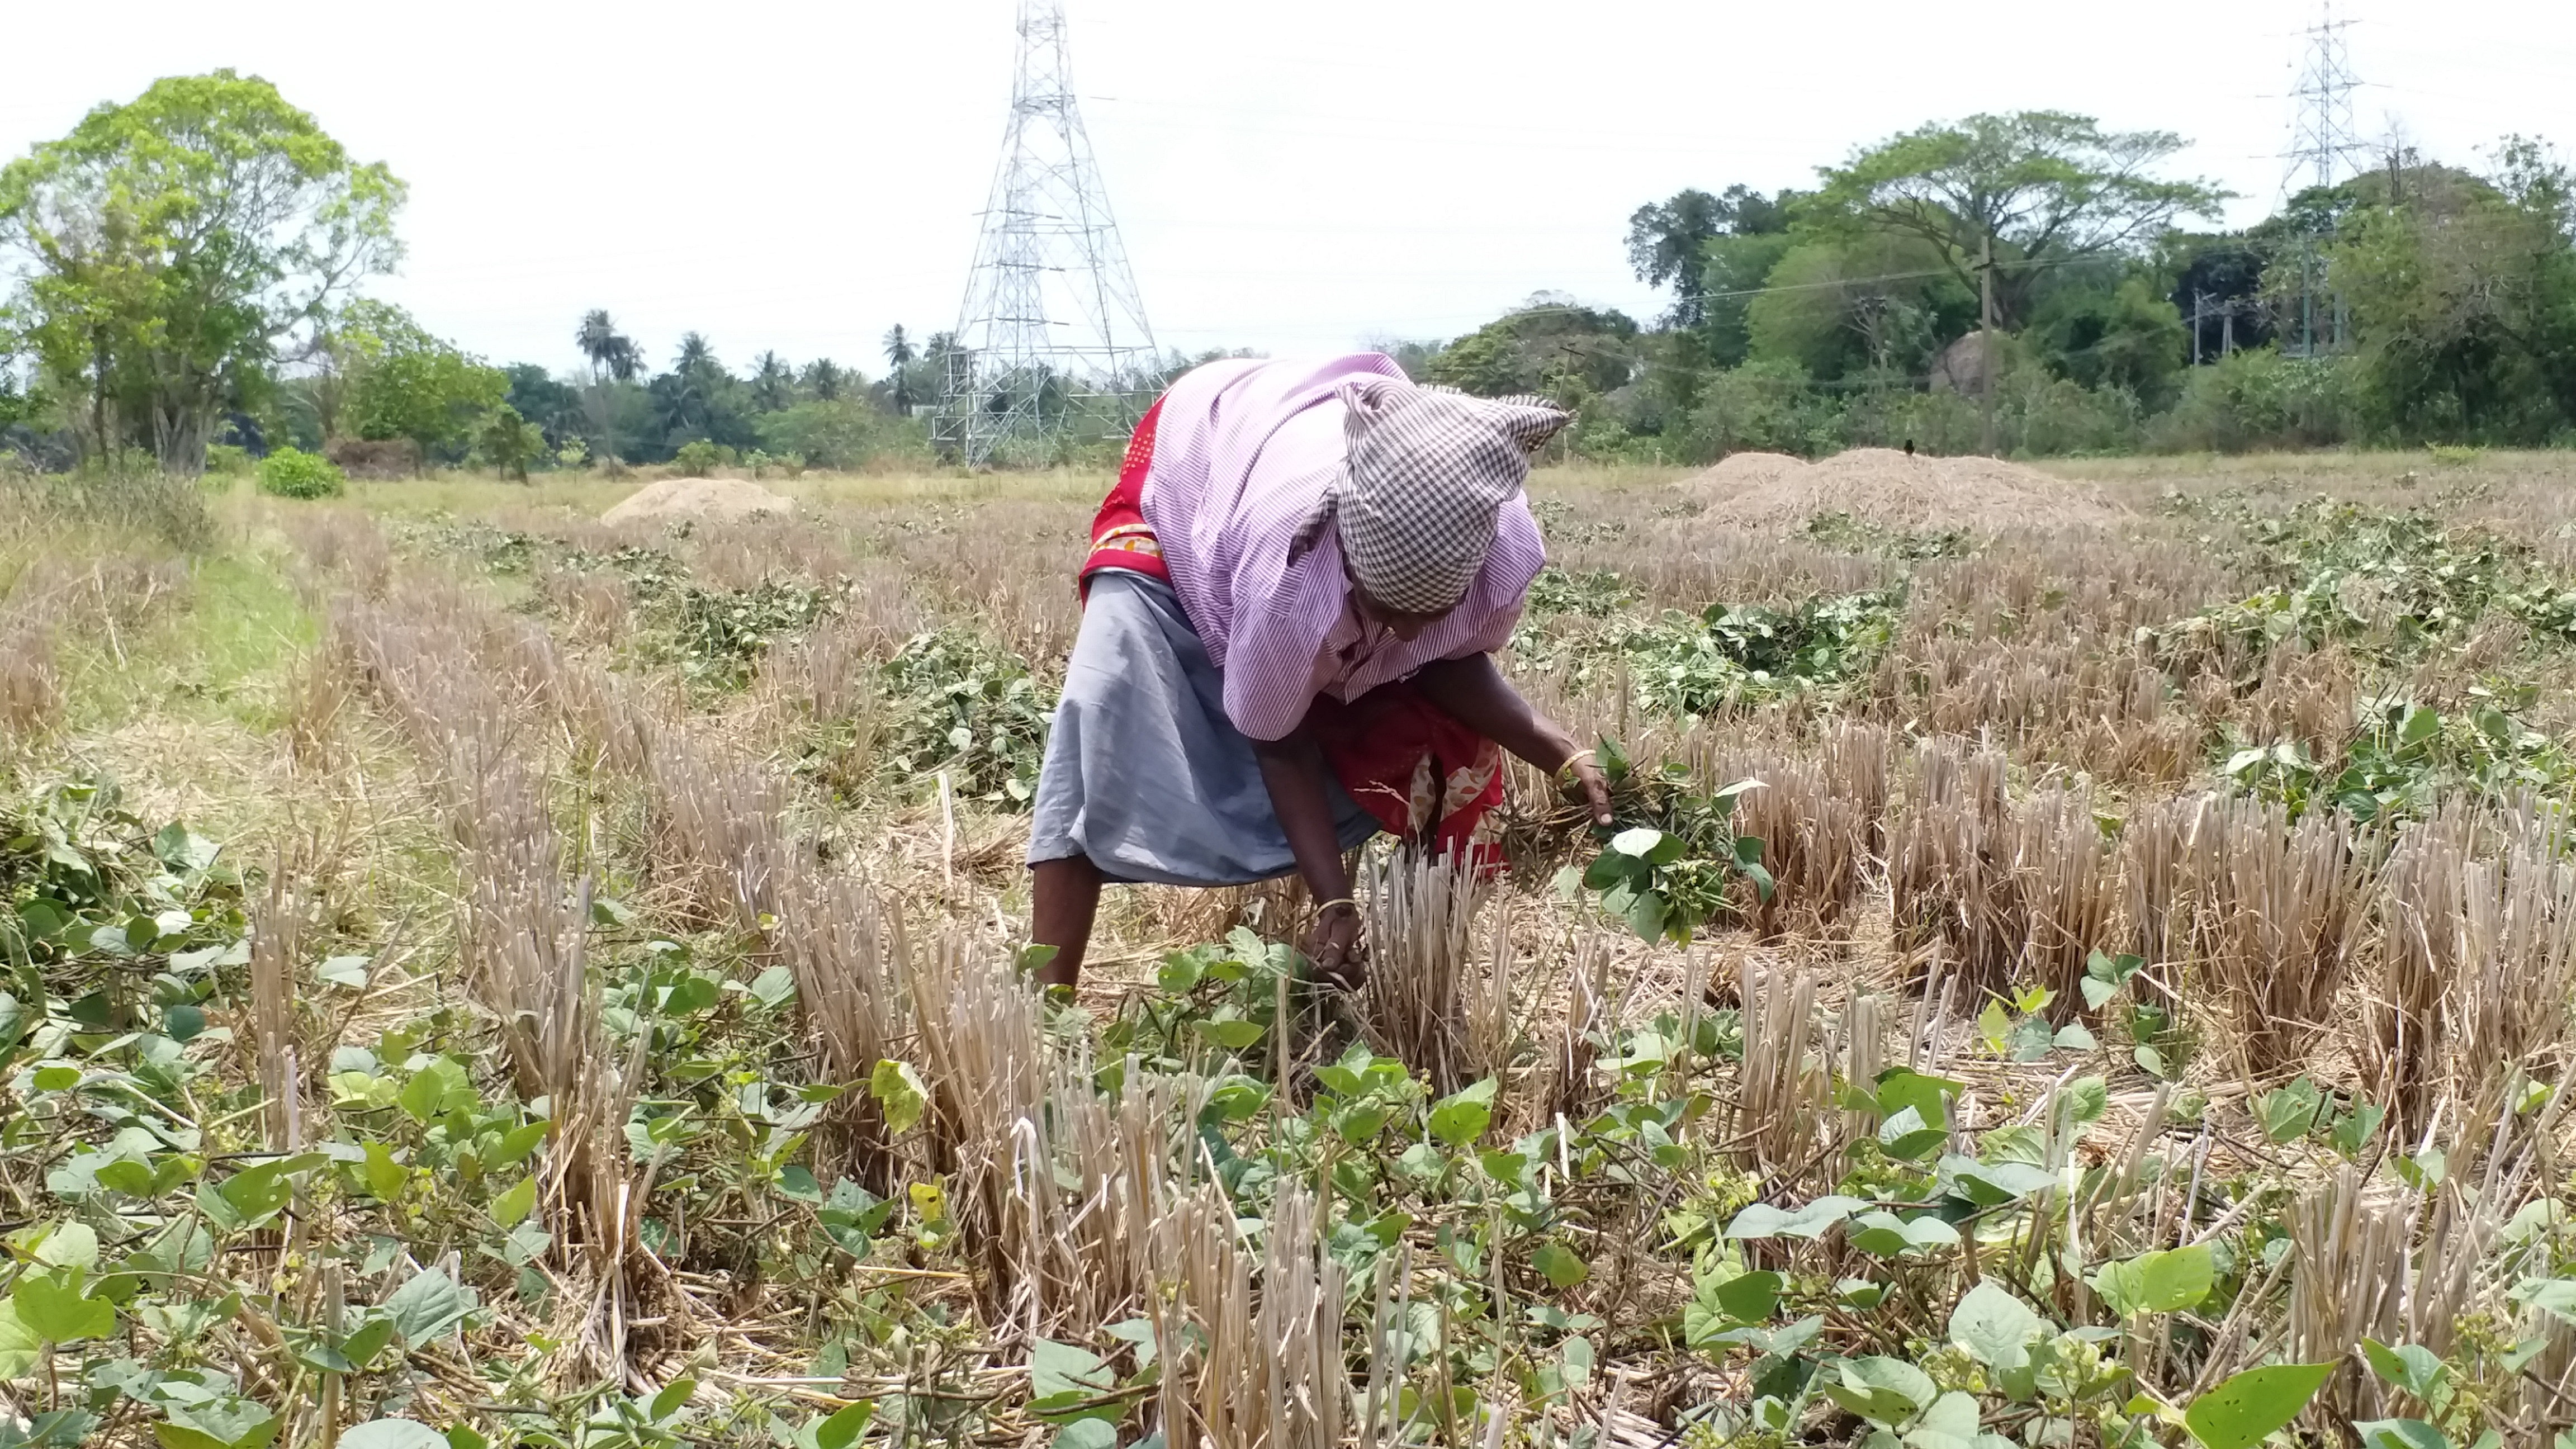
[54,549,314,737]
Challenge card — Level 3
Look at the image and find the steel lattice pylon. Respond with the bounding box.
[2286,1,2362,197]
[2281,1,2363,358]
[934,0,1158,467]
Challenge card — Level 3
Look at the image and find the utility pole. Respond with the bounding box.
[1978,231,1996,457]
[2189,290,2208,366]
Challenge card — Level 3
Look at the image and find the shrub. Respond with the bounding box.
[2147,348,2353,452]
[202,443,252,476]
[2001,371,2143,456]
[672,439,733,475]
[475,405,546,482]
[756,400,932,471]
[1678,360,1846,458]
[258,446,346,499]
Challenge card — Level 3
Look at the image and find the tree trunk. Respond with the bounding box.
[89,332,113,468]
[153,404,209,477]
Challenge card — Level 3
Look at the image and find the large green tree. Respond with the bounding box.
[0,70,404,471]
[1626,184,1795,330]
[1425,297,1639,400]
[2327,142,2576,442]
[349,307,506,463]
[1745,233,1972,380]
[1811,112,2229,328]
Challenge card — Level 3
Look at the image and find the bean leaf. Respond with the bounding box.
[2185,1363,2337,1449]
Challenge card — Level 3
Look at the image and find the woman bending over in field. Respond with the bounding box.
[1028,354,1615,989]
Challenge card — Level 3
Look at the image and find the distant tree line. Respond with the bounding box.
[1410,112,2576,457]
[0,70,946,477]
[8,76,2568,475]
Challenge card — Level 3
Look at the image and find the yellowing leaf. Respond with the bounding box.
[869,1059,929,1134]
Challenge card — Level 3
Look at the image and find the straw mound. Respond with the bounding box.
[1698,451,1809,490]
[1682,447,2118,532]
[602,477,792,525]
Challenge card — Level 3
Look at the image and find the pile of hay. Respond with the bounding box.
[602,477,793,525]
[1682,448,2118,532]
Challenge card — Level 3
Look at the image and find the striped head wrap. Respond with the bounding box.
[1298,378,1572,615]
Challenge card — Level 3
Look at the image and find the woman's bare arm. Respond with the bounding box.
[1250,729,1365,983]
[1410,652,1614,826]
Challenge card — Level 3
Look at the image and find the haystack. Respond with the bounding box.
[1681,447,2118,533]
[602,477,793,525]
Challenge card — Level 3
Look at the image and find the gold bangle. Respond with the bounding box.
[1557,749,1595,774]
[1310,897,1357,919]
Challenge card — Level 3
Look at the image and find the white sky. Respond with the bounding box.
[3,0,2569,380]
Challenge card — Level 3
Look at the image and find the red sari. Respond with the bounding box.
[1078,399,1506,866]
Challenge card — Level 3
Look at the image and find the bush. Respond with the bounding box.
[2000,370,2143,456]
[672,439,735,475]
[2147,348,2353,452]
[1678,360,1848,458]
[202,443,252,476]
[258,446,346,499]
[756,400,931,471]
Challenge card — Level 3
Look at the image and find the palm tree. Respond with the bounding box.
[675,332,718,378]
[576,310,621,379]
[883,325,918,415]
[575,309,642,469]
[750,351,794,411]
[602,336,642,383]
[802,358,845,402]
[577,311,645,382]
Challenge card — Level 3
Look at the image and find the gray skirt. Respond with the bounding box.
[1029,570,1380,887]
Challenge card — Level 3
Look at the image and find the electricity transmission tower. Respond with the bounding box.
[934,0,1158,467]
[2282,1,2362,357]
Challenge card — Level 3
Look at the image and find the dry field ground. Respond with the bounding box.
[3,447,2576,1449]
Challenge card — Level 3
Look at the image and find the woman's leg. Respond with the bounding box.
[1031,855,1101,989]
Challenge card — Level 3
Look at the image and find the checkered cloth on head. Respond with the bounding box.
[1298,378,1572,615]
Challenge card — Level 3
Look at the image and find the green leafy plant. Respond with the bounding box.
[875,628,1052,807]
[256,446,345,499]
[1622,589,1903,719]
[1576,778,1770,944]
[671,439,734,474]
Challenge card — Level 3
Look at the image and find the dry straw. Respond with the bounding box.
[248,868,300,1150]
[1890,737,2016,1000]
[1692,722,1889,939]
[1726,955,1834,1190]
[1357,845,1494,1093]
[2186,796,2376,1080]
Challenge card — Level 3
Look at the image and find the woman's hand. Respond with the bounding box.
[1303,901,1367,991]
[1252,730,1369,988]
[1566,751,1614,828]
